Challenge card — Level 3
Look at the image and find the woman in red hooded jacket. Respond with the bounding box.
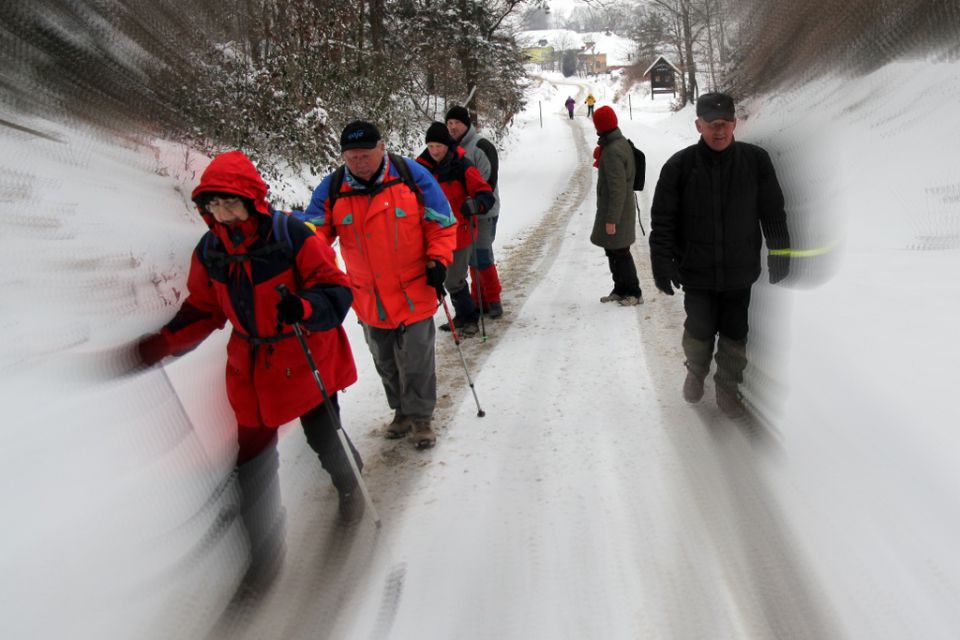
[136,151,365,579]
[416,122,495,336]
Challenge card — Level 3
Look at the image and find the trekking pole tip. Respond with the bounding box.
[477,409,486,417]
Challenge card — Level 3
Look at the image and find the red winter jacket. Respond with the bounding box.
[416,146,495,250]
[147,151,357,428]
[305,155,457,329]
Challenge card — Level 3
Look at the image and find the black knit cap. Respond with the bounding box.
[340,120,382,151]
[425,121,456,147]
[696,92,736,122]
[444,105,471,129]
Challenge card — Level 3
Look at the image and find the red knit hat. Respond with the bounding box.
[593,105,618,134]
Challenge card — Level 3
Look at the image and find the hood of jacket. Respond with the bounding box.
[191,151,270,220]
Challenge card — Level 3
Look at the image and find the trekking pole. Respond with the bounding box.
[634,193,646,236]
[439,294,486,418]
[471,216,487,342]
[275,284,381,528]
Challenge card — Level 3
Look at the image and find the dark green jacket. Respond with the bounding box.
[591,128,636,250]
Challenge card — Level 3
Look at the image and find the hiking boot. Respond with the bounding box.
[716,386,746,419]
[600,292,623,303]
[618,295,643,306]
[682,370,705,403]
[440,315,479,334]
[411,420,437,449]
[458,319,479,337]
[440,316,479,337]
[485,302,503,319]
[385,411,413,439]
[338,488,365,525]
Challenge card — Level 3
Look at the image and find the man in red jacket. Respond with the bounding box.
[135,151,364,589]
[301,122,456,449]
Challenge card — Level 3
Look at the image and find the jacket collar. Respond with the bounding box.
[598,127,624,146]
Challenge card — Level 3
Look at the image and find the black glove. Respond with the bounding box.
[276,294,306,325]
[460,198,480,218]
[769,253,790,284]
[425,261,447,301]
[653,259,682,296]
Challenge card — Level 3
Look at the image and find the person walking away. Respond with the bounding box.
[649,92,791,418]
[299,121,456,448]
[134,150,364,595]
[445,106,505,319]
[416,122,496,337]
[585,92,596,117]
[590,106,642,306]
[565,96,576,119]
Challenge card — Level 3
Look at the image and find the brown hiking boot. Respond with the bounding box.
[716,386,746,419]
[411,420,437,449]
[682,370,705,403]
[385,411,413,439]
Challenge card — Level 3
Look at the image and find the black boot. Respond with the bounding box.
[338,487,365,525]
[682,330,714,403]
[441,287,479,335]
[714,336,748,418]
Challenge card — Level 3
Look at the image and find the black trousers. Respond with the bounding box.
[235,393,361,573]
[237,392,361,494]
[605,247,642,297]
[683,288,752,390]
[682,287,752,342]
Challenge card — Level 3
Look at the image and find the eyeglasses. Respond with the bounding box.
[206,197,244,213]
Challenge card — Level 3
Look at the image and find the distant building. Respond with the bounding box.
[578,51,607,75]
[524,46,555,64]
[642,55,682,99]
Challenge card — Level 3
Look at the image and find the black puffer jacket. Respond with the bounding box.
[649,138,790,291]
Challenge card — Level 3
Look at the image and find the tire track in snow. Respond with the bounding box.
[430,105,595,438]
[634,185,845,637]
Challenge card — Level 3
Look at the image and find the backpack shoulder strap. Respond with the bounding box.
[387,153,423,205]
[270,209,294,259]
[326,165,348,209]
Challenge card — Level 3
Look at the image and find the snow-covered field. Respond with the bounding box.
[2,61,960,639]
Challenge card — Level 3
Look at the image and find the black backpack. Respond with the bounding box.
[627,139,646,191]
[327,152,423,209]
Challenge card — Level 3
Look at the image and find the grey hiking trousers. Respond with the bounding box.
[361,317,437,422]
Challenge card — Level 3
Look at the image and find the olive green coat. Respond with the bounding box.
[591,128,636,250]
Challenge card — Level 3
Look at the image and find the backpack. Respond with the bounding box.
[627,139,646,191]
[475,137,499,190]
[327,152,423,210]
[200,209,295,269]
